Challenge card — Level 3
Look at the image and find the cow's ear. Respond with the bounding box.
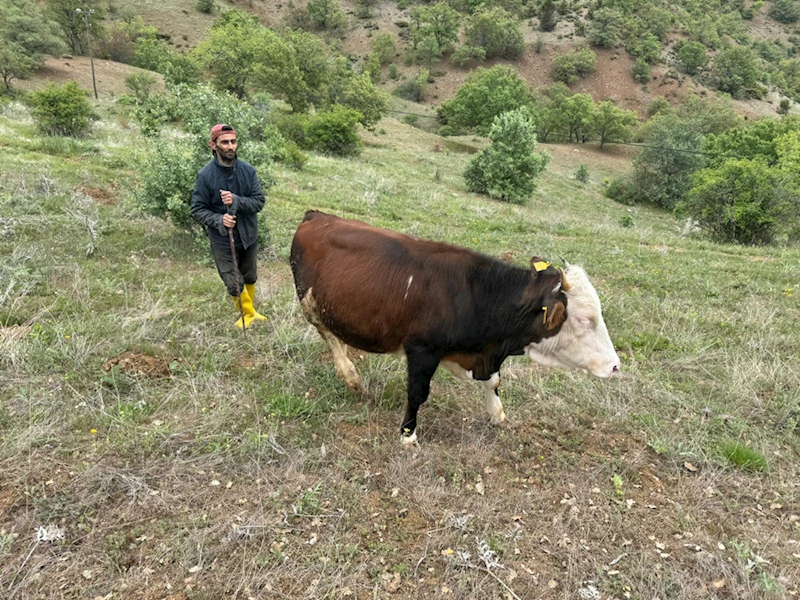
[530,257,551,273]
[545,301,567,331]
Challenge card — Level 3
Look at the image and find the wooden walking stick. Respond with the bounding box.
[227,209,246,337]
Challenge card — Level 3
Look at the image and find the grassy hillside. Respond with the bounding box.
[1,102,799,599]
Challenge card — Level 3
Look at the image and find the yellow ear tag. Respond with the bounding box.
[542,306,548,324]
[533,261,550,272]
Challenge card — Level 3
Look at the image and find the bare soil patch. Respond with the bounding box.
[102,351,174,378]
[17,56,163,100]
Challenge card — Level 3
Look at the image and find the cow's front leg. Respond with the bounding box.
[400,346,441,448]
[483,372,507,425]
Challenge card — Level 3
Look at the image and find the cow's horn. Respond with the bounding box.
[561,269,572,292]
[559,256,571,269]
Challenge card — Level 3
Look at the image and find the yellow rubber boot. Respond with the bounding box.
[244,283,267,322]
[233,288,254,329]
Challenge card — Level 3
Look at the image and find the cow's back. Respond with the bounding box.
[290,211,472,353]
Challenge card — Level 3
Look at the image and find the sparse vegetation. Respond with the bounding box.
[3,0,800,597]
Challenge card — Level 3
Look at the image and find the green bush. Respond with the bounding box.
[282,140,308,170]
[605,176,638,205]
[124,72,157,104]
[575,163,589,183]
[393,69,429,102]
[28,82,94,137]
[464,107,550,204]
[451,44,487,67]
[302,105,363,156]
[679,158,800,245]
[552,47,597,84]
[770,0,800,23]
[196,0,215,13]
[633,58,650,83]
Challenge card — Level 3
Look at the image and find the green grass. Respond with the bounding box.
[1,103,799,599]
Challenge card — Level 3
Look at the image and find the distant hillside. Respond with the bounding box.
[85,0,798,120]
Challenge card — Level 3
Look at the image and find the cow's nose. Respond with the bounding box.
[611,364,621,376]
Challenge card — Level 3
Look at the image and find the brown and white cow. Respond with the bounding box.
[290,210,620,447]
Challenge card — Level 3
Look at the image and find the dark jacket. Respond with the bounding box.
[190,155,265,249]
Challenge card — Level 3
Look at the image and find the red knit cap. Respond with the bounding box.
[209,124,237,143]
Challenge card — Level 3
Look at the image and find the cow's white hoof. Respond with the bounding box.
[401,430,419,450]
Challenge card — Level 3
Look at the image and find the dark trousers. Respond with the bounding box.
[210,239,258,297]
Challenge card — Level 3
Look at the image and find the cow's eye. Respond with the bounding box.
[577,316,596,329]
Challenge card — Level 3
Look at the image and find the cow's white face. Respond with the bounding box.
[524,265,620,378]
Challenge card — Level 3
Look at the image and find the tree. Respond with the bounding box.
[45,0,103,55]
[438,65,533,135]
[552,47,597,84]
[371,33,396,64]
[632,114,706,208]
[530,82,571,142]
[587,8,625,48]
[28,81,94,136]
[336,72,388,128]
[0,0,65,92]
[538,0,557,32]
[631,32,661,64]
[463,7,524,60]
[307,0,347,33]
[562,93,596,143]
[680,158,799,244]
[770,0,800,24]
[416,33,444,67]
[194,10,263,98]
[593,100,637,148]
[464,107,551,204]
[393,69,429,102]
[676,41,708,75]
[411,2,460,56]
[712,46,761,98]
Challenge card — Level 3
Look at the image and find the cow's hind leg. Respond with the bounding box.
[300,289,364,395]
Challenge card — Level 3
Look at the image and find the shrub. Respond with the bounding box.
[302,105,363,156]
[538,0,557,31]
[28,82,94,136]
[451,44,487,67]
[605,176,637,205]
[633,58,650,83]
[552,47,597,84]
[196,0,215,13]
[679,158,800,245]
[464,107,550,204]
[393,69,429,102]
[124,71,157,104]
[282,140,308,170]
[769,0,800,23]
[575,163,589,183]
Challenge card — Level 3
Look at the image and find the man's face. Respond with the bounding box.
[212,132,238,162]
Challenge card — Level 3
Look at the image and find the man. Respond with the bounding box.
[191,124,267,329]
